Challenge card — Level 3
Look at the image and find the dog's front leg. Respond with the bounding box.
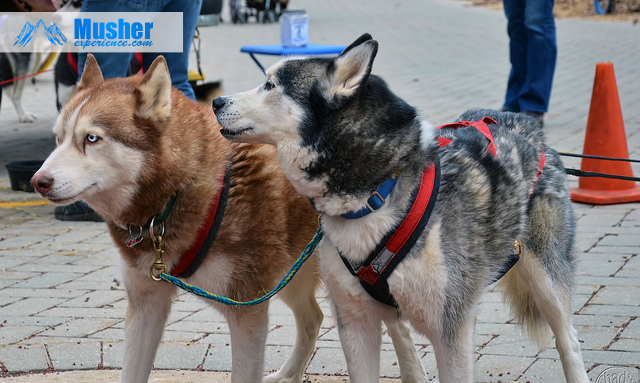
[321,243,383,383]
[332,296,383,383]
[383,315,428,383]
[430,315,475,383]
[225,304,270,383]
[121,266,177,383]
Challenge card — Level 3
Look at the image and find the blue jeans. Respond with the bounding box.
[502,0,556,113]
[77,0,202,100]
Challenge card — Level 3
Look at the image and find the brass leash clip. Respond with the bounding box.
[149,218,167,281]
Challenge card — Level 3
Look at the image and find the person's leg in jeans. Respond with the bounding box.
[518,0,556,114]
[76,0,139,79]
[502,0,527,112]
[142,0,202,100]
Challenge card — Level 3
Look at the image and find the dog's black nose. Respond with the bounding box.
[212,97,227,112]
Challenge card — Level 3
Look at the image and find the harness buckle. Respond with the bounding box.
[365,191,385,212]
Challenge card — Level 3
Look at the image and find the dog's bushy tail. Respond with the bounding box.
[497,191,577,350]
[498,267,554,349]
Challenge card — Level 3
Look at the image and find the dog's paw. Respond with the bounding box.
[19,113,37,123]
[262,371,303,383]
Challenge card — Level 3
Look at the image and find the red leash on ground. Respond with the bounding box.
[0,68,53,86]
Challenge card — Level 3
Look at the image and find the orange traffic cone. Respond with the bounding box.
[570,62,640,205]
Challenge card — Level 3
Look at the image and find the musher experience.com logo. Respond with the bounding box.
[0,12,182,53]
[74,18,154,49]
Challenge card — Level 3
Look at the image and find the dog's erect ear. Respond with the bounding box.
[136,56,172,120]
[320,34,378,108]
[77,54,104,91]
[340,33,374,56]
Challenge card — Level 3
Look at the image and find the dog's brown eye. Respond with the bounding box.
[264,80,275,91]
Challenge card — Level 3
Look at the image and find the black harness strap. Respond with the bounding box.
[173,162,232,278]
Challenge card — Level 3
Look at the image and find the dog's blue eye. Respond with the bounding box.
[86,134,100,144]
[264,80,275,91]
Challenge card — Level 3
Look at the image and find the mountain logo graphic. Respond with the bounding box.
[14,19,67,47]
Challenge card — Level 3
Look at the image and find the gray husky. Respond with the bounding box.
[213,34,589,383]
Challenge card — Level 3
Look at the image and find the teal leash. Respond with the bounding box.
[155,227,324,306]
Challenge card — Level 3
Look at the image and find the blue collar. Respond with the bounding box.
[341,170,402,219]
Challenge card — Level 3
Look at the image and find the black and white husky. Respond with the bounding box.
[213,34,589,383]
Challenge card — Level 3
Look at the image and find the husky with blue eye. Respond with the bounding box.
[213,34,590,383]
[32,54,325,383]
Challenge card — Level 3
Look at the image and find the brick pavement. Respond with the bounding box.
[0,0,639,382]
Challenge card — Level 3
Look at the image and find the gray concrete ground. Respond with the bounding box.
[1,0,639,382]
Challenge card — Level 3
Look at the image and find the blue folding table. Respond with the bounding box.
[240,44,347,74]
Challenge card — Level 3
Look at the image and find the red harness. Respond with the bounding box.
[436,117,545,197]
[340,117,546,307]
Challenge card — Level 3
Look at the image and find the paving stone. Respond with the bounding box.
[8,272,84,289]
[580,304,640,317]
[617,254,640,278]
[47,341,101,370]
[85,328,124,342]
[0,324,45,345]
[263,345,301,374]
[591,285,640,306]
[164,320,229,335]
[59,290,127,308]
[201,341,233,371]
[0,343,50,373]
[153,342,209,370]
[573,324,619,350]
[101,341,124,369]
[579,276,640,287]
[598,233,640,247]
[476,302,514,324]
[581,349,640,365]
[306,347,348,375]
[474,354,535,383]
[37,318,120,338]
[379,349,403,378]
[0,295,20,307]
[620,318,640,339]
[479,333,541,357]
[160,330,206,343]
[609,339,640,352]
[264,325,298,347]
[11,263,103,274]
[518,358,573,383]
[576,257,626,277]
[0,287,86,299]
[571,313,629,328]
[0,297,68,317]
